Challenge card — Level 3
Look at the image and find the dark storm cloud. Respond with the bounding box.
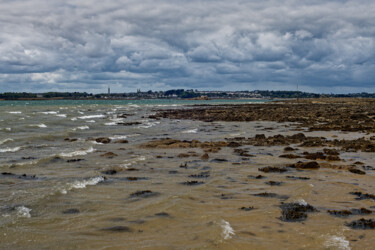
[0,0,374,93]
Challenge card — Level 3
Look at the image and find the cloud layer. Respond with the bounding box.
[0,0,374,93]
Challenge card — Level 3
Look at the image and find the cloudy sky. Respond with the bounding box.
[0,0,374,93]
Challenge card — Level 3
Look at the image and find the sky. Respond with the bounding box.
[0,0,374,94]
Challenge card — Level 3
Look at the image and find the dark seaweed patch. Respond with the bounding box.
[240,206,254,211]
[129,190,159,198]
[280,202,318,222]
[182,181,204,186]
[101,170,117,175]
[286,176,310,180]
[265,181,283,186]
[101,226,133,232]
[346,219,375,229]
[350,192,375,201]
[258,166,288,173]
[62,208,80,214]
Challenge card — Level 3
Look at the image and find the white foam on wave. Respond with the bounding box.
[16,206,32,218]
[109,135,128,140]
[72,125,89,131]
[296,198,308,206]
[8,111,22,114]
[86,120,95,123]
[325,235,350,250]
[71,117,77,121]
[30,124,47,128]
[138,121,160,129]
[0,138,13,145]
[78,115,105,119]
[105,122,117,126]
[40,111,58,114]
[61,176,104,194]
[59,147,94,157]
[0,146,21,153]
[120,156,146,169]
[182,128,198,134]
[56,114,67,118]
[221,220,235,240]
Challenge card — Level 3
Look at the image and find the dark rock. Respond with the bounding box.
[67,159,84,163]
[346,219,375,229]
[240,207,254,211]
[265,181,283,186]
[114,139,129,144]
[155,212,170,217]
[117,122,142,126]
[280,202,318,222]
[349,168,366,175]
[101,226,133,232]
[350,192,375,200]
[101,170,117,175]
[101,152,118,158]
[169,170,178,174]
[211,158,228,162]
[248,175,266,179]
[258,166,288,173]
[286,176,310,180]
[96,137,111,144]
[62,208,80,214]
[279,154,300,159]
[129,190,159,198]
[201,153,209,160]
[362,166,375,170]
[284,147,295,151]
[182,181,204,186]
[289,161,320,169]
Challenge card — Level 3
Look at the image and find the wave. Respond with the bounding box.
[85,120,95,123]
[40,111,58,114]
[58,147,95,157]
[72,126,89,131]
[109,135,128,140]
[16,206,32,218]
[0,138,13,145]
[78,115,105,119]
[0,146,21,153]
[7,111,22,114]
[138,121,160,129]
[60,176,104,194]
[325,235,350,250]
[220,220,235,240]
[182,128,198,133]
[29,124,47,128]
[120,156,146,168]
[56,114,67,117]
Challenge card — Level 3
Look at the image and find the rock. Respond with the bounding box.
[182,181,204,186]
[346,218,375,229]
[350,192,375,200]
[349,168,366,175]
[286,176,310,180]
[280,202,318,222]
[101,152,118,158]
[201,153,209,160]
[129,190,159,198]
[62,208,80,214]
[101,170,117,175]
[258,166,288,173]
[96,137,111,144]
[240,207,254,211]
[265,181,283,186]
[279,154,300,159]
[284,147,295,151]
[114,139,129,144]
[67,159,84,163]
[289,161,320,169]
[101,226,133,232]
[154,212,170,217]
[248,175,266,179]
[178,153,190,158]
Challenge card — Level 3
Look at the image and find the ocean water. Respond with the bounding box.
[0,99,374,249]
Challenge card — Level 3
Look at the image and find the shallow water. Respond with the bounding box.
[0,100,374,249]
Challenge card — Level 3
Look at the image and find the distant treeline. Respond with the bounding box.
[1,90,375,100]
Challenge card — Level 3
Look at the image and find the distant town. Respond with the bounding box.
[0,89,374,100]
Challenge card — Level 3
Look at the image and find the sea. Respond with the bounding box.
[0,99,373,249]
